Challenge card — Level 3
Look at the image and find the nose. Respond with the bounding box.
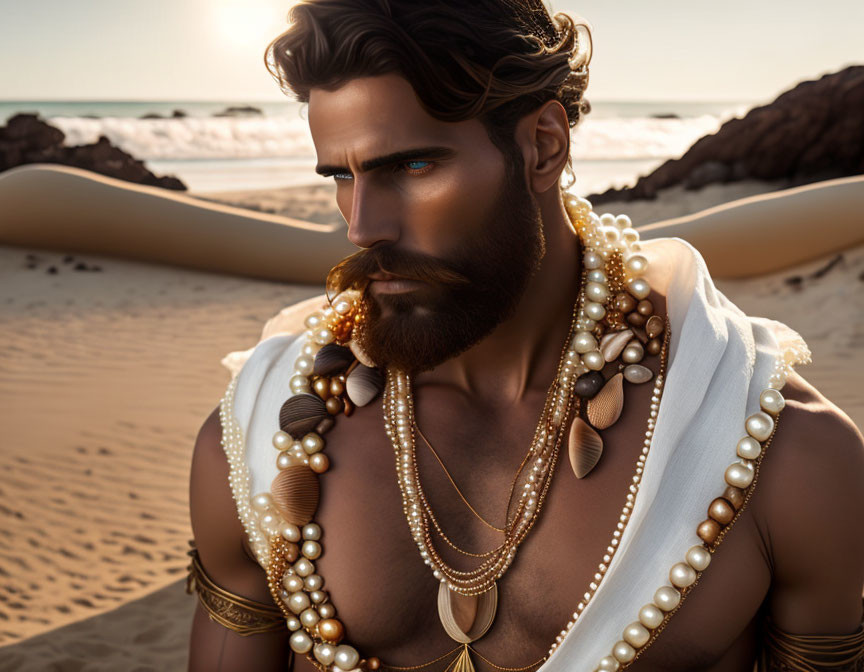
[343,179,400,249]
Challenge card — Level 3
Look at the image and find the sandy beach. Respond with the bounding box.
[0,175,862,670]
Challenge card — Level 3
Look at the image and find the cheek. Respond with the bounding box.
[402,161,504,257]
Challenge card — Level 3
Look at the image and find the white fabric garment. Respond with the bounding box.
[220,235,811,667]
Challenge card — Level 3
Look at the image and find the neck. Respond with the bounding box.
[413,193,583,405]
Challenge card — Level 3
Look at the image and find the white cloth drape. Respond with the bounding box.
[221,236,811,666]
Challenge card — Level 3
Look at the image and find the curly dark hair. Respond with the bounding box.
[264,0,591,187]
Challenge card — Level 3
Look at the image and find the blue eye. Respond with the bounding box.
[405,160,429,170]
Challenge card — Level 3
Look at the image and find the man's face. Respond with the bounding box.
[308,74,545,373]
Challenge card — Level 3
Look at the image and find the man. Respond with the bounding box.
[188,1,864,670]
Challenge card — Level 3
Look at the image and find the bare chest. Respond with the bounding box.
[294,383,772,672]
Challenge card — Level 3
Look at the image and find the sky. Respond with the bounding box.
[0,0,860,103]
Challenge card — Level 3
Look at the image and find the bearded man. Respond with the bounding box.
[187,1,864,671]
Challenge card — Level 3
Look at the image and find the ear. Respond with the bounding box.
[517,100,571,194]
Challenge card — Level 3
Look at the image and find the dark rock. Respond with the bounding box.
[213,105,263,117]
[171,109,187,118]
[90,265,103,272]
[0,113,187,190]
[74,262,89,271]
[63,255,75,263]
[590,65,864,203]
[46,266,57,274]
[651,113,680,119]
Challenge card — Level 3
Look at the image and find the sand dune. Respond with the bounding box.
[0,172,862,669]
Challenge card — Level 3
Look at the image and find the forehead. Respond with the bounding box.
[307,73,482,159]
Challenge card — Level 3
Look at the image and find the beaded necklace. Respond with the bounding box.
[218,194,804,671]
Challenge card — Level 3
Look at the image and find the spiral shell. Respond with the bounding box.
[270,465,319,525]
[345,364,385,407]
[568,417,604,479]
[586,372,624,429]
[279,393,328,439]
[313,343,355,376]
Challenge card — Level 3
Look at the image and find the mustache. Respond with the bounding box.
[326,245,470,298]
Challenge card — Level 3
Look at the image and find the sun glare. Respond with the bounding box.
[212,2,284,49]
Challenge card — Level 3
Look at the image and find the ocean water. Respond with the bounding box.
[0,99,752,195]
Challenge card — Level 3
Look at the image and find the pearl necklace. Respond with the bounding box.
[217,193,810,671]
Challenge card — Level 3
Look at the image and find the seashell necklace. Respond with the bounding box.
[246,194,665,670]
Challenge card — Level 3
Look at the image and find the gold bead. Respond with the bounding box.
[367,657,381,670]
[697,518,721,545]
[330,379,345,397]
[325,396,344,415]
[312,378,331,400]
[708,497,735,525]
[646,338,661,356]
[722,486,745,510]
[317,618,344,643]
[309,453,330,474]
[637,299,654,316]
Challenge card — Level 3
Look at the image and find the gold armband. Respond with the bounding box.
[756,600,864,671]
[186,541,286,636]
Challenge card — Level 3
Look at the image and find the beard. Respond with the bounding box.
[325,161,546,374]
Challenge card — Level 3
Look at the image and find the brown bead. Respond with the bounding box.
[646,338,661,356]
[723,486,746,510]
[637,299,654,316]
[285,542,299,563]
[325,396,344,415]
[697,518,721,545]
[630,326,648,344]
[615,292,637,313]
[343,396,355,417]
[626,312,646,327]
[315,417,335,435]
[708,497,735,525]
[367,658,381,671]
[312,377,331,400]
[318,618,345,643]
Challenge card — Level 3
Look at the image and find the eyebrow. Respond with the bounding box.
[314,146,456,176]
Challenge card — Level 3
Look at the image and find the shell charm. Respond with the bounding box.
[586,373,624,430]
[313,343,355,376]
[345,364,385,407]
[437,582,498,644]
[271,465,320,525]
[280,393,329,439]
[568,416,604,479]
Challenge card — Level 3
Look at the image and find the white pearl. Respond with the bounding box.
[638,603,664,628]
[304,312,323,330]
[302,432,324,454]
[597,655,620,671]
[301,342,320,357]
[287,591,310,614]
[285,615,301,630]
[277,452,299,470]
[295,356,314,375]
[669,562,697,588]
[724,460,755,488]
[623,621,650,648]
[685,545,711,571]
[586,281,610,303]
[587,269,607,283]
[615,214,632,230]
[302,540,322,559]
[584,251,604,269]
[304,574,323,591]
[313,328,335,345]
[259,513,281,536]
[318,603,336,619]
[333,644,360,670]
[600,213,617,227]
[585,301,606,321]
[627,277,651,299]
[300,607,320,627]
[294,558,315,577]
[272,430,291,451]
[290,374,311,394]
[760,388,785,415]
[303,523,322,540]
[622,342,644,364]
[333,300,352,315]
[583,351,605,371]
[574,331,598,353]
[612,640,636,663]
[314,642,337,665]
[283,574,304,592]
[251,492,273,512]
[745,411,774,442]
[289,629,313,653]
[621,228,640,245]
[653,585,681,611]
[625,254,648,274]
[736,436,762,460]
[310,590,326,604]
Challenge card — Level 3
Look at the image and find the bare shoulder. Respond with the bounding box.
[750,368,864,631]
[189,403,272,602]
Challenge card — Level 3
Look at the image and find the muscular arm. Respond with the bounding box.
[188,406,294,671]
[754,370,864,634]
